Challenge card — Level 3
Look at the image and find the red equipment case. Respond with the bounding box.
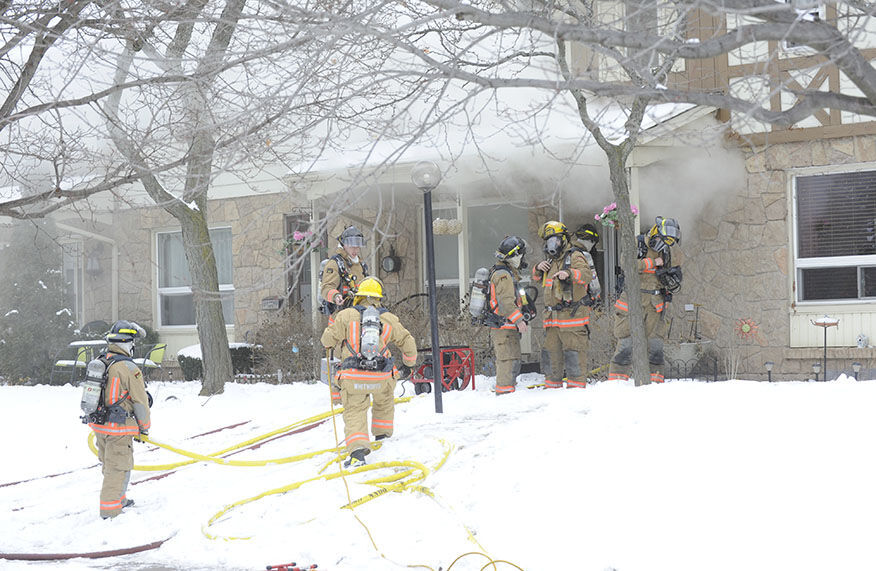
[410,345,475,394]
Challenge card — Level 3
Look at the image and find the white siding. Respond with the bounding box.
[790,308,876,347]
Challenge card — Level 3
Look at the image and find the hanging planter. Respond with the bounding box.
[433,218,462,235]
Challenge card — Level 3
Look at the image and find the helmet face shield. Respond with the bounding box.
[341,235,366,248]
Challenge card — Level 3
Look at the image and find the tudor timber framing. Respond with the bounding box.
[662,7,876,147]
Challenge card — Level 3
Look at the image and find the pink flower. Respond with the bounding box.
[602,206,611,215]
[594,214,601,221]
[293,231,305,241]
[631,204,639,215]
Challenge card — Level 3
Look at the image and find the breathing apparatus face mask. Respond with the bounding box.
[544,235,565,258]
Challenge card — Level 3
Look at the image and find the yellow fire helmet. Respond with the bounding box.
[353,276,384,305]
[538,220,567,240]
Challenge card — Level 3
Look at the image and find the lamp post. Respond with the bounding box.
[812,362,821,382]
[764,361,774,383]
[852,361,862,381]
[411,161,444,413]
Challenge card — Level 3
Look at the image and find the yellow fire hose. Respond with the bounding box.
[86,391,525,569]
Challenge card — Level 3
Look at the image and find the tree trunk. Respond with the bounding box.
[178,213,233,396]
[606,148,651,386]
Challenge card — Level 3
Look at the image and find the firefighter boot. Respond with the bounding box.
[343,448,370,468]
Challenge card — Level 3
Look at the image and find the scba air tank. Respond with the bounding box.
[80,359,107,415]
[469,267,489,318]
[360,306,382,360]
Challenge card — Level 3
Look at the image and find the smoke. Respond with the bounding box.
[637,145,746,236]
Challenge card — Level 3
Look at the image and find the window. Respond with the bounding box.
[157,228,234,326]
[466,204,529,278]
[284,212,315,309]
[794,169,876,302]
[778,1,826,52]
[424,203,532,303]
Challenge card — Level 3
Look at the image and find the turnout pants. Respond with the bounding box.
[490,328,521,394]
[609,293,668,383]
[338,373,396,454]
[95,433,133,518]
[542,323,590,388]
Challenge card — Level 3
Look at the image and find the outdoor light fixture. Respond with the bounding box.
[411,161,441,193]
[852,361,862,381]
[812,362,822,382]
[412,160,443,414]
[764,361,774,382]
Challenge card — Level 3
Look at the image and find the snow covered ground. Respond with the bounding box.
[2,374,876,571]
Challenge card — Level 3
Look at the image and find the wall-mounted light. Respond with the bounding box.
[764,361,774,382]
[812,362,821,382]
[852,361,862,381]
[380,246,401,273]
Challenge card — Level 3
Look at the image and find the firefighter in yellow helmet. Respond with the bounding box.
[532,221,592,389]
[319,277,418,468]
[608,216,683,384]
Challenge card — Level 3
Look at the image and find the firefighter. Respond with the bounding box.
[486,236,530,395]
[319,225,369,403]
[87,320,151,519]
[608,216,683,384]
[570,223,602,305]
[318,225,368,316]
[319,277,418,468]
[533,221,592,389]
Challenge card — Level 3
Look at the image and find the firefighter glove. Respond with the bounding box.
[398,364,413,379]
[134,431,148,443]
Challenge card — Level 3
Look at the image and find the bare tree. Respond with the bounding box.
[340,0,876,383]
[1,1,415,394]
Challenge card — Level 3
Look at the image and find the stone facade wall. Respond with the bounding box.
[676,134,876,381]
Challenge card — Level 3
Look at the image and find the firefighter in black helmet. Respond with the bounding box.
[87,320,150,519]
[608,216,683,384]
[485,236,529,395]
[533,221,592,389]
[319,226,369,315]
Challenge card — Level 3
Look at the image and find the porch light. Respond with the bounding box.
[412,160,443,413]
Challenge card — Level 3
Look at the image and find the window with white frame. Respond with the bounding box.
[778,0,826,52]
[157,228,234,326]
[794,169,876,302]
[426,203,532,294]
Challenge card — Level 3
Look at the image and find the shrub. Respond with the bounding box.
[249,301,320,383]
[177,344,261,381]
